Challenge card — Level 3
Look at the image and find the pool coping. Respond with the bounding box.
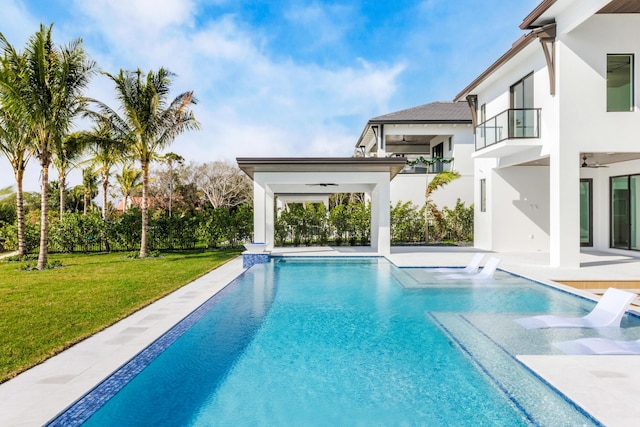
[0,256,246,427]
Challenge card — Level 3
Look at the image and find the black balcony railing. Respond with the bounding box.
[475,108,541,150]
[400,157,453,174]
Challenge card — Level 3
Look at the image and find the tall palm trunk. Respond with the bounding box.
[37,163,49,269]
[101,171,108,220]
[15,170,26,258]
[59,172,66,218]
[139,162,149,258]
[100,170,110,252]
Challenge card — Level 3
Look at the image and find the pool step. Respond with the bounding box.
[427,312,602,427]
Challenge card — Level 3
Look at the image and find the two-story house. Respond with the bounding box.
[354,101,474,210]
[454,0,640,267]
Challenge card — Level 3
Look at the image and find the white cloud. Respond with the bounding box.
[0,0,406,192]
[284,3,355,48]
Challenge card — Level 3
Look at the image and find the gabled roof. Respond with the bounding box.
[520,0,557,29]
[368,101,471,124]
[456,0,640,102]
[521,0,640,29]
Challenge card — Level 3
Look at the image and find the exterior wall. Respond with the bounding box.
[560,14,640,151]
[390,174,473,210]
[473,157,498,250]
[470,11,640,265]
[491,166,550,252]
[387,123,475,210]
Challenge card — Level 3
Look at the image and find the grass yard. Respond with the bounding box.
[0,249,241,383]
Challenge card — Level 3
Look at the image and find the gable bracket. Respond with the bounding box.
[534,23,556,96]
[465,95,478,131]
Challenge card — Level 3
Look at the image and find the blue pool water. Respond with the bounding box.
[49,257,622,426]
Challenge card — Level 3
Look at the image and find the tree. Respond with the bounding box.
[116,163,142,213]
[77,124,127,220]
[81,167,99,215]
[192,161,252,209]
[96,68,199,257]
[0,108,31,258]
[53,132,86,218]
[0,24,96,269]
[424,170,460,243]
[162,152,184,217]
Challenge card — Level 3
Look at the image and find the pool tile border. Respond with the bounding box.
[45,274,243,426]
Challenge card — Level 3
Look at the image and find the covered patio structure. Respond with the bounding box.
[236,157,407,254]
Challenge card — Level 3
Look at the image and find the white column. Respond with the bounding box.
[253,179,266,244]
[371,181,391,255]
[265,186,275,250]
[549,148,580,267]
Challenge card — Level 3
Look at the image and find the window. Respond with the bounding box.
[510,73,534,138]
[510,73,534,109]
[480,104,486,123]
[432,143,444,173]
[448,136,452,151]
[480,179,486,212]
[607,54,634,112]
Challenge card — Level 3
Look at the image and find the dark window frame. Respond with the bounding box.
[606,53,634,112]
[580,178,593,247]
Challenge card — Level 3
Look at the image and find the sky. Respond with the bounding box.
[0,0,540,193]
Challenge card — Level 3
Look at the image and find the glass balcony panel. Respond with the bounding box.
[475,108,540,151]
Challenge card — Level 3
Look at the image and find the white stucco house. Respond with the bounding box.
[354,102,474,210]
[454,0,640,267]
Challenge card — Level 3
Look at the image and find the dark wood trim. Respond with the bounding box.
[466,95,478,130]
[535,23,556,96]
[520,0,557,30]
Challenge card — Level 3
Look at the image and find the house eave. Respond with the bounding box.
[236,157,408,180]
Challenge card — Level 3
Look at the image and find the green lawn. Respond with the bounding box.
[0,250,241,383]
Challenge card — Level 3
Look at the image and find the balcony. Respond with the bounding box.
[475,108,541,156]
[400,157,453,174]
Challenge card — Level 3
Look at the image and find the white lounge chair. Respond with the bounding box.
[514,287,636,330]
[553,337,640,355]
[436,257,501,280]
[432,253,484,274]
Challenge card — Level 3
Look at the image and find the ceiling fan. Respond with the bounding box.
[306,183,338,187]
[581,155,608,168]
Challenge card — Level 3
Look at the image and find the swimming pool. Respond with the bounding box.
[48,257,619,426]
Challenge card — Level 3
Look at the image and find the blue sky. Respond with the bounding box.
[0,0,540,192]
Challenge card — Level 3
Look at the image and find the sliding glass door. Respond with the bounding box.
[610,175,640,250]
[580,179,592,246]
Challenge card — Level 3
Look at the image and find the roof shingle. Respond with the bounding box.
[369,101,471,123]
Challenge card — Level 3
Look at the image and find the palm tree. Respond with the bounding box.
[81,167,99,215]
[0,109,31,258]
[162,152,184,217]
[0,24,96,269]
[96,68,199,257]
[53,133,86,218]
[425,170,460,243]
[75,124,126,220]
[116,163,142,213]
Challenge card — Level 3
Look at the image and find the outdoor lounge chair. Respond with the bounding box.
[514,287,636,330]
[432,253,484,274]
[553,337,640,355]
[436,257,501,280]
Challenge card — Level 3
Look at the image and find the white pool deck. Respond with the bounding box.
[2,247,640,426]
